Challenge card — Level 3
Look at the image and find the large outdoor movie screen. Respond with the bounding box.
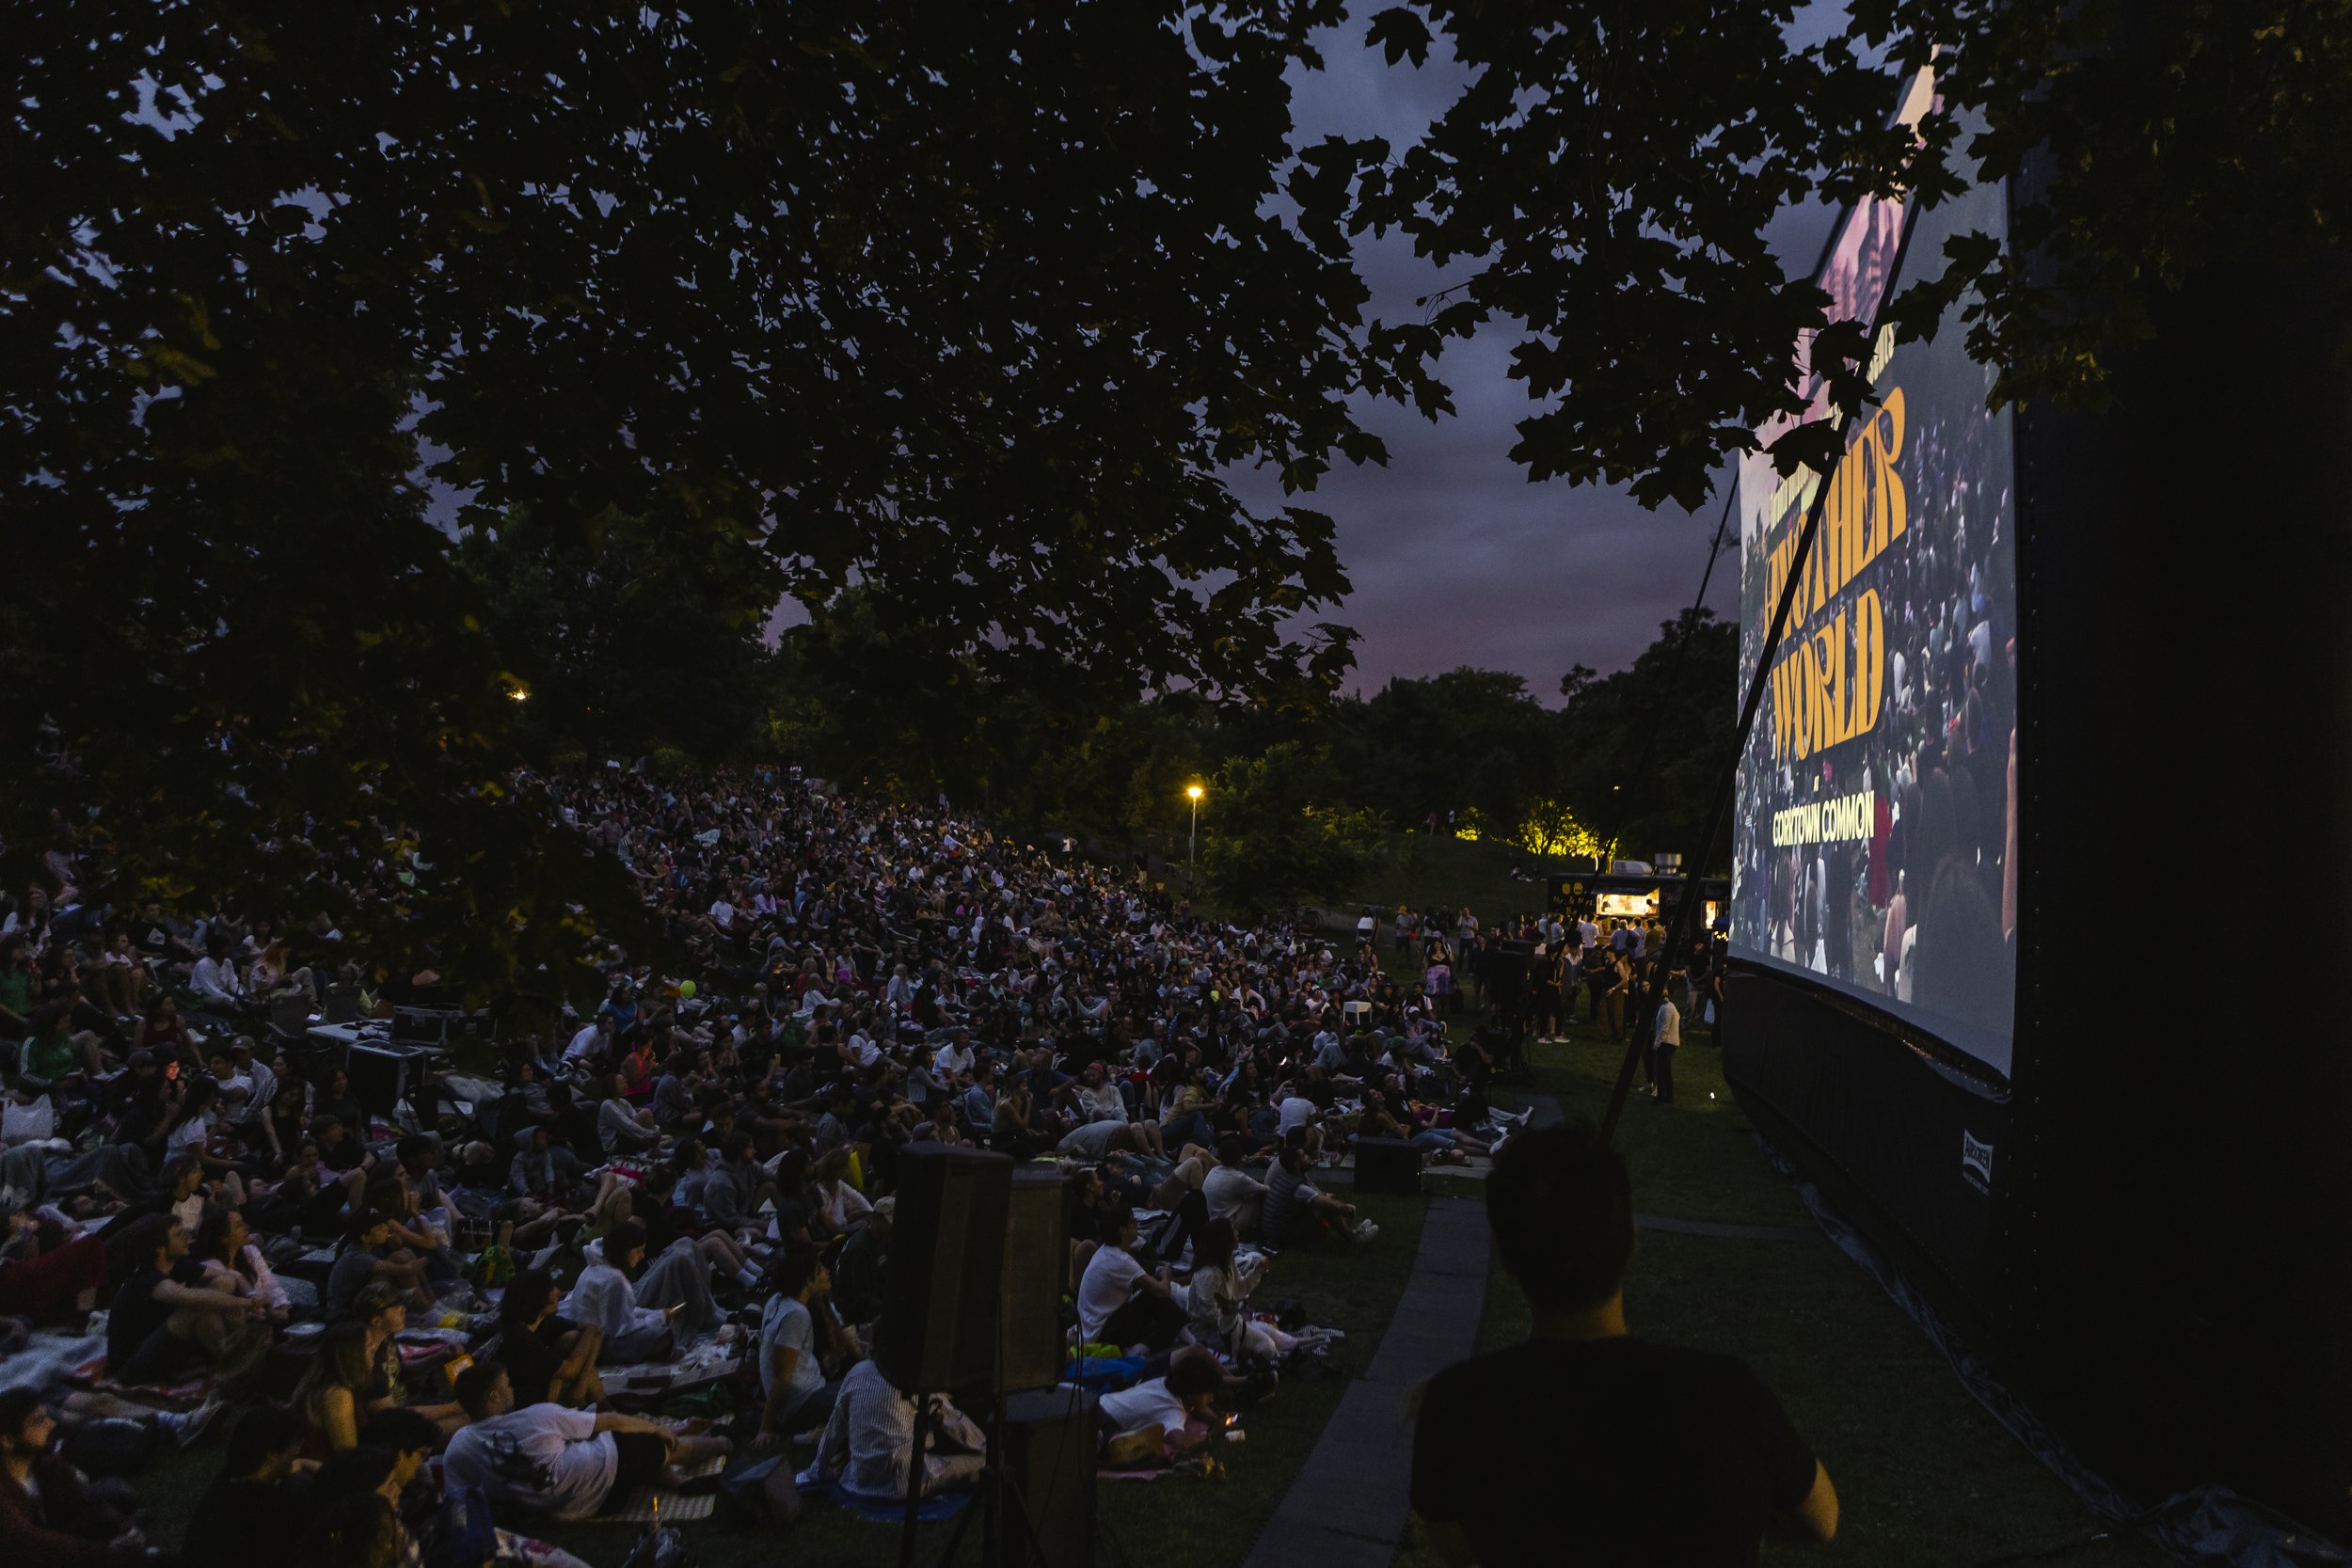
[1730,152,2019,1077]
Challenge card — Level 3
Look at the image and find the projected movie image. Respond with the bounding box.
[1730,174,2020,1076]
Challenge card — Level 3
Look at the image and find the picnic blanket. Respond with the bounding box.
[579,1417,724,1525]
[791,1470,975,1524]
[67,1354,213,1409]
[1063,1354,1147,1391]
[0,1329,104,1397]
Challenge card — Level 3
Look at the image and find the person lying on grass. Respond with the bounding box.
[441,1360,730,1520]
[1095,1350,1225,1467]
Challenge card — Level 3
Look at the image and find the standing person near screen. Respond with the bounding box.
[1409,1122,1836,1565]
[1649,991,1680,1106]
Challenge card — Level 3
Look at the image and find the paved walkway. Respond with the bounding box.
[1237,1194,1491,1568]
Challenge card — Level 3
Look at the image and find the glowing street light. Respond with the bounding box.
[1185,784,1204,893]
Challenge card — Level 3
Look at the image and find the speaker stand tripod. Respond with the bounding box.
[897,1388,1067,1568]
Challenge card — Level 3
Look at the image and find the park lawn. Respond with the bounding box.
[1327,832,1575,931]
[132,1188,1431,1568]
[1393,1023,2170,1568]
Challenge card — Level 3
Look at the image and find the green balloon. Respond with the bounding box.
[677,979,697,999]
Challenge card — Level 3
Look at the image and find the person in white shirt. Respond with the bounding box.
[1275,1085,1328,1157]
[445,1361,728,1518]
[564,1017,610,1065]
[1073,1063,1128,1124]
[931,1030,976,1085]
[1075,1210,1184,1351]
[562,1222,677,1362]
[1650,996,1682,1106]
[189,939,252,1014]
[1094,1354,1223,1461]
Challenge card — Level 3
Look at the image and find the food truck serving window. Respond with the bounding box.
[1595,890,1658,919]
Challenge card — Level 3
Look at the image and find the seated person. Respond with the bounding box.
[103,1212,270,1393]
[353,1409,442,1540]
[813,1357,987,1499]
[1075,1208,1184,1352]
[1094,1353,1224,1466]
[351,1283,467,1436]
[1200,1136,1268,1239]
[1409,1120,1838,1566]
[0,1387,141,1563]
[362,1403,590,1568]
[595,1075,661,1158]
[0,1190,108,1325]
[180,1404,309,1568]
[989,1079,1053,1158]
[1358,1084,1492,1164]
[1181,1218,1290,1367]
[560,1218,680,1363]
[241,1136,365,1238]
[829,1195,892,1328]
[192,1208,291,1324]
[755,1249,848,1449]
[1261,1139,1371,1245]
[507,1124,588,1211]
[442,1360,730,1520]
[322,1207,430,1319]
[495,1270,605,1409]
[291,1321,376,1455]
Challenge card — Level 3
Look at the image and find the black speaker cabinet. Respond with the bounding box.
[1000,1165,1068,1394]
[1353,1135,1422,1194]
[1001,1387,1096,1568]
[346,1043,418,1120]
[1486,941,1534,999]
[874,1143,1014,1394]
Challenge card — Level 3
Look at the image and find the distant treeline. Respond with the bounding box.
[467,521,1735,895]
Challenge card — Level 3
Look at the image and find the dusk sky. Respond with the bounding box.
[1278,12,1839,705]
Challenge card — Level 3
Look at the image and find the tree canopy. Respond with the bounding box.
[1355,0,2352,506]
[7,1,2340,984]
[2,2,1434,986]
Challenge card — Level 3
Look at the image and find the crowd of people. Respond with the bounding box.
[1359,901,1724,1111]
[0,762,1529,1564]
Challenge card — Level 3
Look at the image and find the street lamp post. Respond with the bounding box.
[1186,784,1203,895]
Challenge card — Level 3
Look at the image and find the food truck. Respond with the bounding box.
[1546,857,1729,936]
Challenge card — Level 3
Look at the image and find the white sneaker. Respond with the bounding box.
[166,1397,224,1447]
[1351,1219,1379,1243]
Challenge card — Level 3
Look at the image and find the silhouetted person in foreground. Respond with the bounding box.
[1409,1120,1838,1565]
